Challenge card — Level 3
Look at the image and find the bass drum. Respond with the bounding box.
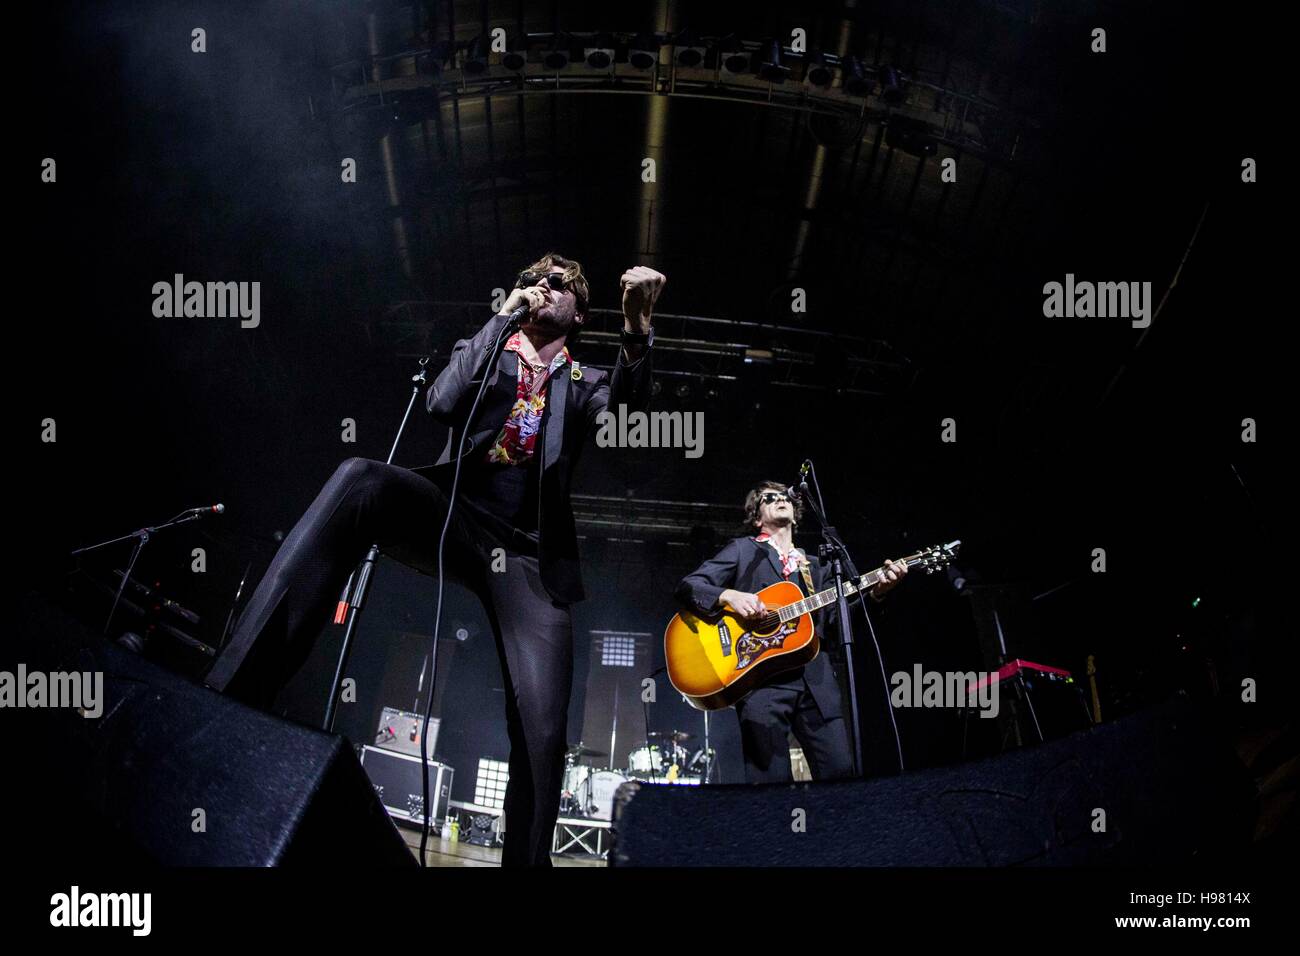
[582,770,630,821]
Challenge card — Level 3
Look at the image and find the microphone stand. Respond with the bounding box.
[72,510,214,637]
[323,357,431,733]
[702,707,714,783]
[797,473,865,779]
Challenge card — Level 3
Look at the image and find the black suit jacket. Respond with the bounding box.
[675,536,844,718]
[415,311,652,604]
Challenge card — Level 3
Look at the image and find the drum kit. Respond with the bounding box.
[559,732,715,821]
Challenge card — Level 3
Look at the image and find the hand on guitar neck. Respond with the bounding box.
[869,558,909,600]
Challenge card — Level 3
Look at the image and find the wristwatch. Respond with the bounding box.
[620,327,654,347]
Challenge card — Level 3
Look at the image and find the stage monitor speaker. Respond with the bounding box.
[10,593,416,867]
[609,698,1254,866]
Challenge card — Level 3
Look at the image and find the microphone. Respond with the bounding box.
[786,461,812,500]
[483,304,529,355]
[183,504,225,517]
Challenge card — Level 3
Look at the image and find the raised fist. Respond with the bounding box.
[620,266,666,332]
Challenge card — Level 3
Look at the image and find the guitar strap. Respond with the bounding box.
[797,558,816,597]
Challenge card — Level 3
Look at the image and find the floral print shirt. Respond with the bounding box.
[485,332,572,465]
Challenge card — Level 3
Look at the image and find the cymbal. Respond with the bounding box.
[566,744,608,758]
[647,730,694,741]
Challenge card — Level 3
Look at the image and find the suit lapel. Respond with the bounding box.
[543,365,569,472]
[496,348,517,387]
[757,538,785,584]
[467,349,517,456]
[430,349,516,467]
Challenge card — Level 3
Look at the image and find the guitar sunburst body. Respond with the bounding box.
[665,580,818,711]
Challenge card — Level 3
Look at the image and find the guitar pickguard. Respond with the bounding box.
[734,622,799,670]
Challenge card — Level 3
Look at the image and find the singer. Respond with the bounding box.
[674,480,906,783]
[204,252,664,865]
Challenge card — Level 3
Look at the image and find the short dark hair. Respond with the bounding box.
[741,480,804,536]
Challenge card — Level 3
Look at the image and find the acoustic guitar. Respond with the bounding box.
[665,541,960,710]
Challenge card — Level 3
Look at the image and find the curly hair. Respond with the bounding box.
[741,480,804,536]
[518,251,589,346]
[519,251,590,316]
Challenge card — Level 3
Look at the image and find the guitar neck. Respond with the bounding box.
[776,551,928,623]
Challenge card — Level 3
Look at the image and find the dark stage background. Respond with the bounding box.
[16,0,1282,801]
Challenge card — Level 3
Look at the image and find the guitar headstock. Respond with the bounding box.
[910,539,961,575]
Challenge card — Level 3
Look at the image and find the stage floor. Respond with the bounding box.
[396,828,606,867]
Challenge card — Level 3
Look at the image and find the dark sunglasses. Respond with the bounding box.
[759,492,791,505]
[516,271,570,292]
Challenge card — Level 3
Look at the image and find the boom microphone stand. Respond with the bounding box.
[323,357,431,733]
[72,505,225,637]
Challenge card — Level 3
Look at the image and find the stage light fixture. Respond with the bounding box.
[474,758,510,809]
[672,29,706,68]
[719,37,751,75]
[463,34,488,75]
[502,40,528,72]
[600,634,637,667]
[843,55,874,96]
[759,39,789,82]
[629,32,660,70]
[806,50,833,87]
[584,33,615,70]
[544,36,570,70]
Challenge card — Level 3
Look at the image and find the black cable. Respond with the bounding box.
[852,584,903,773]
[418,317,515,866]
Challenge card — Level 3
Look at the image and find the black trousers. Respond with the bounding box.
[204,457,573,867]
[733,677,854,784]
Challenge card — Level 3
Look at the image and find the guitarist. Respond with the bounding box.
[674,480,907,782]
